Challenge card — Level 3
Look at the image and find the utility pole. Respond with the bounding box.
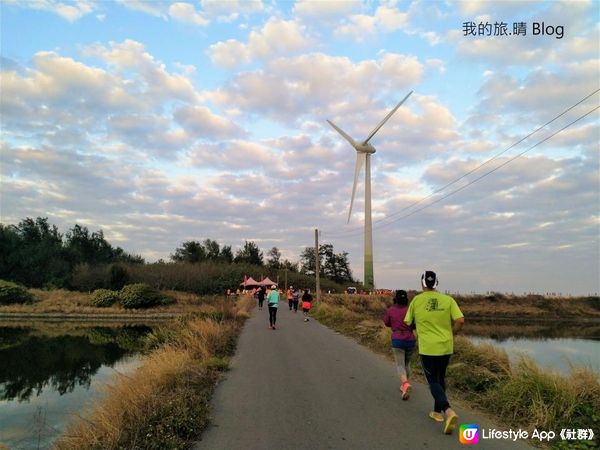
[284,267,288,291]
[315,228,320,303]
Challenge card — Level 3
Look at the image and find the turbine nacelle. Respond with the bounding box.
[356,142,376,154]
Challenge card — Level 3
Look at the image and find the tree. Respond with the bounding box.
[234,241,263,266]
[299,247,322,275]
[220,245,233,263]
[321,244,353,284]
[281,259,298,272]
[65,225,113,264]
[171,241,206,263]
[266,247,281,269]
[1,217,142,288]
[299,243,353,284]
[203,239,221,260]
[1,217,67,287]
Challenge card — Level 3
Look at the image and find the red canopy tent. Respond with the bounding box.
[259,277,277,287]
[240,277,260,288]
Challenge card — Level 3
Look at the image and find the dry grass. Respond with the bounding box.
[0,289,223,316]
[52,296,254,450]
[55,346,192,450]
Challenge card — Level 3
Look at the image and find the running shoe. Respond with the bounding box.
[400,382,411,400]
[443,414,458,434]
[429,411,444,422]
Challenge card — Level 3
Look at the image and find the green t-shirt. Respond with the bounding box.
[404,290,463,356]
[267,290,280,307]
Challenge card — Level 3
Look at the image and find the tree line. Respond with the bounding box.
[0,217,143,288]
[0,217,356,289]
[172,239,354,285]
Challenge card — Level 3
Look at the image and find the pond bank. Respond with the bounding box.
[0,312,180,321]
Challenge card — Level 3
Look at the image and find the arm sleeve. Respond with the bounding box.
[450,298,464,320]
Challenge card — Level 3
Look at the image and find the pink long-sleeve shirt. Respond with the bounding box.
[383,304,416,341]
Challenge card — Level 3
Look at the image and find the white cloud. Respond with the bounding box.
[293,0,362,20]
[3,0,96,21]
[208,18,315,68]
[200,0,264,22]
[334,4,408,41]
[116,0,168,18]
[206,52,424,123]
[168,2,209,26]
[81,40,201,103]
[174,105,247,140]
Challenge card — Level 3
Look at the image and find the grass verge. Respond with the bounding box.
[0,289,227,316]
[52,295,254,450]
[311,295,599,449]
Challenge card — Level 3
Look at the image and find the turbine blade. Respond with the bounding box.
[363,90,413,144]
[348,152,366,223]
[327,120,357,148]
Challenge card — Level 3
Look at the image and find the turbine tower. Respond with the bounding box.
[327,91,413,291]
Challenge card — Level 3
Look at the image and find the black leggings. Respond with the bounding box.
[420,354,451,413]
[268,306,278,326]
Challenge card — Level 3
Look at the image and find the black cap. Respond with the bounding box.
[422,270,438,288]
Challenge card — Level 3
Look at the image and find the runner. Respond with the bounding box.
[287,286,294,310]
[383,290,416,400]
[267,284,280,329]
[292,287,300,313]
[257,286,265,310]
[301,289,312,322]
[404,270,464,435]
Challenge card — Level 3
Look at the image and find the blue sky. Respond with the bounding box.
[1,0,598,295]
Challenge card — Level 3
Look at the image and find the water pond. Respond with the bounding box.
[0,320,160,450]
[464,319,600,374]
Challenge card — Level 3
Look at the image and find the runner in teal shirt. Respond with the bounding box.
[267,285,280,329]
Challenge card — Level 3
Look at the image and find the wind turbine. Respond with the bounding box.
[327,91,413,291]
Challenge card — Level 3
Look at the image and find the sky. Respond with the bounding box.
[1,0,598,295]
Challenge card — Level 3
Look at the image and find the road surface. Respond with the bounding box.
[194,304,533,450]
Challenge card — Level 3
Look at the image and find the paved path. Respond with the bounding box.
[194,305,533,450]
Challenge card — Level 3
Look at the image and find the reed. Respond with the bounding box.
[52,296,253,450]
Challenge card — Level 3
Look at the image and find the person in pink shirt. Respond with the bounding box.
[383,290,416,400]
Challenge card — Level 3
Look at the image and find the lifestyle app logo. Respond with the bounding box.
[460,424,480,444]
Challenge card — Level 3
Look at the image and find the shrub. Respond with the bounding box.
[120,283,172,309]
[91,289,120,307]
[0,280,34,304]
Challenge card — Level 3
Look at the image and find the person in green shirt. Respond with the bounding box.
[267,284,280,330]
[404,270,464,435]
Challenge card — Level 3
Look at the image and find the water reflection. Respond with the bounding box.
[463,319,600,341]
[464,319,600,374]
[0,325,150,402]
[0,322,154,450]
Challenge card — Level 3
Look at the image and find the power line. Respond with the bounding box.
[377,88,600,224]
[322,99,599,239]
[369,105,599,230]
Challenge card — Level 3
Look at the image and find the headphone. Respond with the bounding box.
[421,272,439,288]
